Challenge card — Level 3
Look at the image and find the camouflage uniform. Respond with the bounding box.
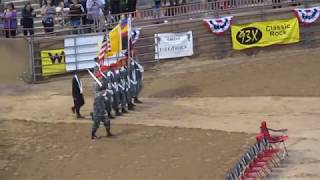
[122,66,135,109]
[101,72,114,118]
[130,60,144,103]
[111,69,123,115]
[91,91,113,139]
[118,68,129,112]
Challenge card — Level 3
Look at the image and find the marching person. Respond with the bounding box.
[91,89,113,139]
[130,59,144,104]
[72,73,85,119]
[118,61,130,112]
[110,63,122,116]
[103,70,115,119]
[121,59,135,110]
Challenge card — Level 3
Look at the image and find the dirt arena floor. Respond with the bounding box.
[1,47,320,179]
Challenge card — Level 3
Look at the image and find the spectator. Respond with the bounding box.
[128,0,136,13]
[86,0,104,32]
[21,2,36,36]
[80,0,90,33]
[41,0,56,33]
[110,0,120,14]
[69,0,84,34]
[154,0,161,20]
[0,4,4,37]
[3,3,17,38]
[273,0,281,8]
[56,1,68,26]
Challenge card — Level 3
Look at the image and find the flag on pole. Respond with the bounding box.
[98,33,111,66]
[120,18,129,50]
[107,24,122,57]
[131,28,141,45]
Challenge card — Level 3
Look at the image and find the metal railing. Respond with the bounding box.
[0,0,312,38]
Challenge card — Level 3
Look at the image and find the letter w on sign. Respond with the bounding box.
[48,51,65,64]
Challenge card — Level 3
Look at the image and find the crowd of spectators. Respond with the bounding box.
[0,0,120,38]
[0,0,298,38]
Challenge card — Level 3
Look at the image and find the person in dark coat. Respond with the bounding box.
[21,2,36,36]
[72,73,85,119]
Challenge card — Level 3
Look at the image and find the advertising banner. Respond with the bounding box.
[155,31,193,59]
[231,18,300,50]
[40,49,66,76]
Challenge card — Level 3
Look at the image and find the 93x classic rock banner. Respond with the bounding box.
[231,18,300,50]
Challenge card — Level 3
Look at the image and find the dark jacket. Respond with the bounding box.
[72,75,85,107]
[21,7,35,27]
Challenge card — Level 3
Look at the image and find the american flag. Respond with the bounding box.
[98,33,111,66]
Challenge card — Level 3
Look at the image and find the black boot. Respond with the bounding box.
[108,112,115,119]
[122,108,128,114]
[134,97,143,104]
[77,114,85,119]
[71,107,75,114]
[91,131,98,140]
[115,109,122,116]
[128,103,135,111]
[106,128,113,137]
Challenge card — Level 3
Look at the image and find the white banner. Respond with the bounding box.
[155,31,193,59]
[64,34,120,71]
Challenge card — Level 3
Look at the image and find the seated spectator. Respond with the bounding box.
[69,0,85,34]
[41,0,56,33]
[3,3,17,38]
[21,2,36,36]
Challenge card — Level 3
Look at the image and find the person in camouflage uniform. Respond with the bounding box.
[121,59,135,110]
[101,69,115,119]
[117,61,130,113]
[130,59,144,104]
[110,63,123,116]
[91,89,113,139]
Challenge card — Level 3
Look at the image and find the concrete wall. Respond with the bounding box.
[0,38,31,83]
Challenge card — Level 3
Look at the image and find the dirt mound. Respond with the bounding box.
[142,48,320,97]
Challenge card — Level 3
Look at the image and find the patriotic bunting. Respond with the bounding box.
[294,7,320,24]
[203,16,233,35]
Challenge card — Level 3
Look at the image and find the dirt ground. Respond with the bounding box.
[0,120,252,180]
[1,47,320,179]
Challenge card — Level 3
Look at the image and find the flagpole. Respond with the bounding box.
[128,14,132,65]
[118,15,124,65]
[106,28,110,66]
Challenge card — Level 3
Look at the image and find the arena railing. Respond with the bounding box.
[0,0,314,38]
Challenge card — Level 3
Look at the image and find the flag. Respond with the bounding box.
[98,33,111,66]
[121,18,129,37]
[107,24,122,57]
[120,18,129,50]
[131,28,141,45]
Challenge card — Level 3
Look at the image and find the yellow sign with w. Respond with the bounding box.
[41,49,66,76]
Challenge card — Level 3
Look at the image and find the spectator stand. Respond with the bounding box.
[0,0,317,37]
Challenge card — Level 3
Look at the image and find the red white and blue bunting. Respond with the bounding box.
[203,16,233,35]
[294,7,320,24]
